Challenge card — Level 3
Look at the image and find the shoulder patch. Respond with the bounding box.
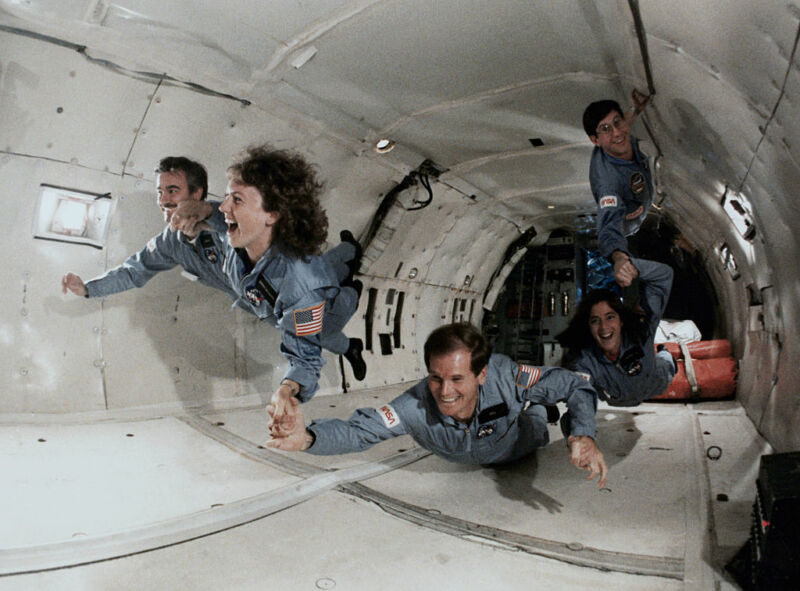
[293,301,324,336]
[599,195,618,209]
[575,371,592,382]
[146,237,157,252]
[377,404,401,429]
[516,364,542,388]
[625,205,644,220]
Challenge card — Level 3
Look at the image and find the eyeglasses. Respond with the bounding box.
[595,116,626,135]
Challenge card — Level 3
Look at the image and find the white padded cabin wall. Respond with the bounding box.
[637,0,800,449]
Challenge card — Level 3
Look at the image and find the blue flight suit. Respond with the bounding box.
[217,219,359,401]
[571,258,675,406]
[306,355,598,464]
[590,136,653,259]
[85,226,236,301]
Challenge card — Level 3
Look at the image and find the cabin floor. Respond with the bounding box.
[0,387,770,590]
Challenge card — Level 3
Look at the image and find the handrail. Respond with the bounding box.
[627,0,656,96]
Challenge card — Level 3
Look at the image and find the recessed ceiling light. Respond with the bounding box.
[290,46,318,69]
[547,205,555,209]
[375,139,396,153]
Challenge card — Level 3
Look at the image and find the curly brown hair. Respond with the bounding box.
[227,144,328,257]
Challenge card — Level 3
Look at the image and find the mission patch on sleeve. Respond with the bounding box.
[599,195,618,208]
[377,404,401,429]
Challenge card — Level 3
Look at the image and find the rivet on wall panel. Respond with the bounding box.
[315,577,335,589]
[93,359,106,368]
[69,71,76,77]
[56,107,63,113]
[19,368,28,376]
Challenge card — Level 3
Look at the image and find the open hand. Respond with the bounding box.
[568,435,608,489]
[61,273,87,297]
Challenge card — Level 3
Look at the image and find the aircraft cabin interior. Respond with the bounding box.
[1,1,799,589]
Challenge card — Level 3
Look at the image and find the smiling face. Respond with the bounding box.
[156,170,202,223]
[428,348,487,423]
[589,301,623,360]
[219,179,280,263]
[590,109,633,161]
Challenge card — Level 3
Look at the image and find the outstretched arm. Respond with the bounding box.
[520,366,608,487]
[568,435,608,489]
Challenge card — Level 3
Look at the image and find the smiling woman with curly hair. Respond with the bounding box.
[226,145,328,258]
[212,143,367,431]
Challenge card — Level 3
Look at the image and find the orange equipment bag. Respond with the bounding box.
[652,340,737,400]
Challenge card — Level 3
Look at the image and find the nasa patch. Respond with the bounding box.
[204,248,218,263]
[630,172,646,194]
[377,404,401,429]
[245,288,264,306]
[599,196,618,209]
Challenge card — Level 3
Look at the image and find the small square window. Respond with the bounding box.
[716,243,740,280]
[721,190,756,241]
[33,184,113,248]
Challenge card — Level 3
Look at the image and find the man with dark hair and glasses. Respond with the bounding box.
[582,89,651,290]
[267,322,608,489]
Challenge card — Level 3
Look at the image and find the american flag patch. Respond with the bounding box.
[516,364,541,388]
[293,302,324,336]
[599,195,618,208]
